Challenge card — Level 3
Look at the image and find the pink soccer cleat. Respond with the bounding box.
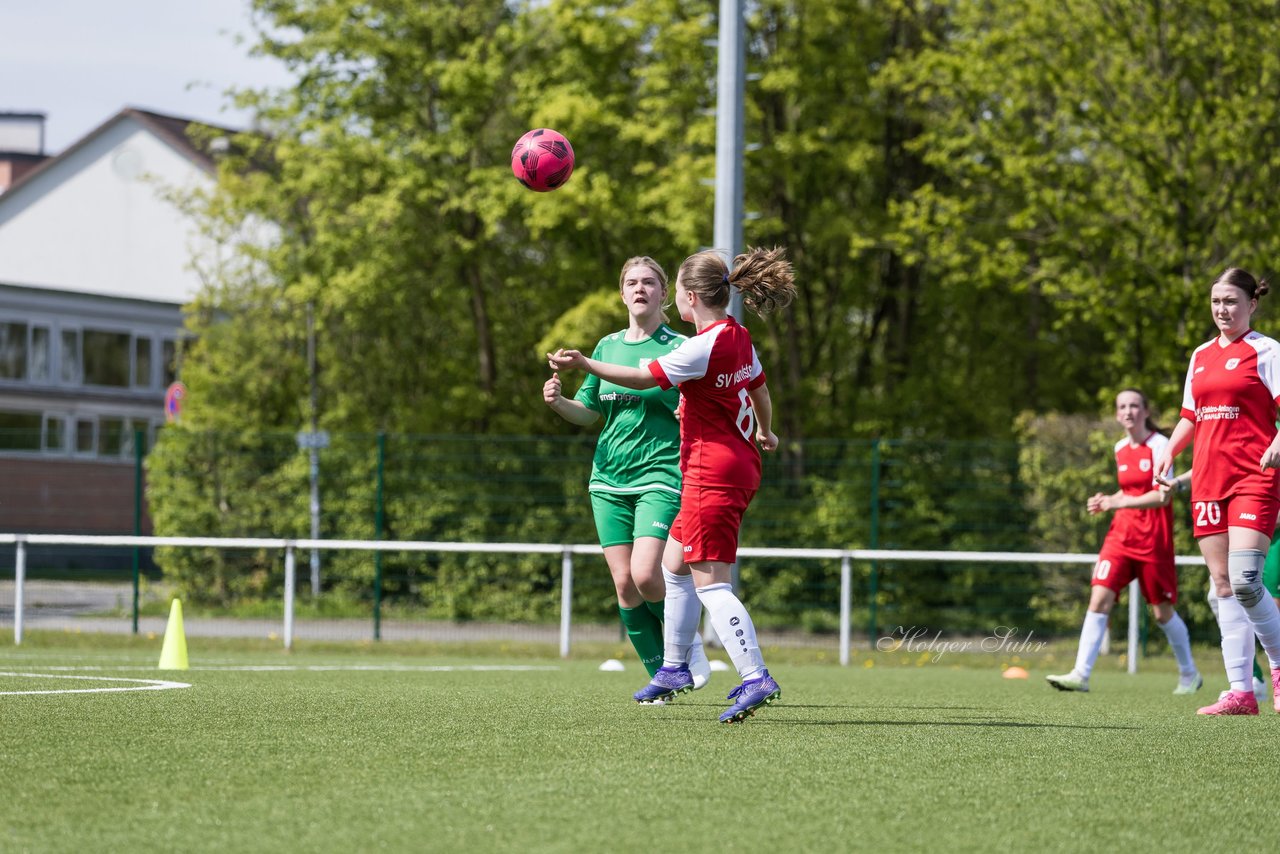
[1272,668,1280,713]
[1197,689,1259,716]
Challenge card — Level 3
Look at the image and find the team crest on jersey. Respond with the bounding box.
[1139,459,1151,472]
[1226,358,1241,370]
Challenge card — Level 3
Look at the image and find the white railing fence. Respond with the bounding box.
[0,534,1208,670]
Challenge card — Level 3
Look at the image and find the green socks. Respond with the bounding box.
[619,604,664,677]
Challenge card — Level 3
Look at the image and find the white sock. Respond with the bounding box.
[1215,594,1253,692]
[1245,605,1280,669]
[1228,549,1280,667]
[660,567,702,669]
[1236,606,1280,670]
[696,582,765,680]
[1074,611,1108,679]
[1158,612,1196,676]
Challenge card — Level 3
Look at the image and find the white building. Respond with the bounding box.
[0,108,230,533]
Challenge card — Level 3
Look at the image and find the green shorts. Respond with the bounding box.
[1267,535,1280,598]
[589,489,680,549]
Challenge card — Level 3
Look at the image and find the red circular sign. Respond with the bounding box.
[164,382,186,423]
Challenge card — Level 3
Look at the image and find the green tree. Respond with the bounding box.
[149,0,722,601]
[174,0,722,440]
[735,1,948,440]
[885,0,1280,415]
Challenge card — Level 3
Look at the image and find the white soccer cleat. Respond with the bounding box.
[689,634,712,690]
[1173,672,1203,695]
[1046,671,1089,692]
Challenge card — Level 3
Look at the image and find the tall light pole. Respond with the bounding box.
[713,0,746,611]
[714,0,745,320]
[306,300,321,596]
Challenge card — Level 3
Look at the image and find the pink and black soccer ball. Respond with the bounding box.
[511,128,575,192]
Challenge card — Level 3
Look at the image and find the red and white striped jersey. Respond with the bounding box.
[1180,329,1280,501]
[647,317,766,489]
[1104,432,1173,561]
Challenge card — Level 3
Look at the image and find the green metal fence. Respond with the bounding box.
[0,428,1217,647]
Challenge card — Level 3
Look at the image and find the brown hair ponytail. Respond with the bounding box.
[677,246,796,318]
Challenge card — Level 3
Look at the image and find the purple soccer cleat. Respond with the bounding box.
[719,670,781,723]
[633,664,694,704]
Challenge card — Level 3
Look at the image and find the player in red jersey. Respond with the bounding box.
[1153,268,1280,715]
[1046,389,1201,694]
[549,246,796,723]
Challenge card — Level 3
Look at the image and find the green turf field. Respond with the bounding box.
[0,633,1274,852]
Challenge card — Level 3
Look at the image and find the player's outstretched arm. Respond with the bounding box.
[1153,417,1195,486]
[547,349,657,390]
[1260,432,1280,472]
[1092,487,1175,513]
[543,372,599,426]
[748,383,778,451]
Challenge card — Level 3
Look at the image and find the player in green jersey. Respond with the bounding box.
[543,256,710,686]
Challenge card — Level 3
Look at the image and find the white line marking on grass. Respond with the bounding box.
[288,665,561,672]
[9,664,560,673]
[0,672,192,696]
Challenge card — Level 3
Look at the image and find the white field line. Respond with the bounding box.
[1,664,559,695]
[2,664,561,673]
[199,664,563,672]
[0,672,191,696]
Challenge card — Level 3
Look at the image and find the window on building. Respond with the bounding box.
[99,417,127,456]
[134,336,153,388]
[30,326,50,382]
[43,415,67,452]
[83,330,130,387]
[61,329,82,384]
[162,339,178,386]
[122,420,138,457]
[0,322,28,379]
[75,419,96,454]
[0,410,42,451]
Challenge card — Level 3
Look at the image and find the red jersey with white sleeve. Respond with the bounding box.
[646,317,765,490]
[1180,329,1280,501]
[1102,432,1174,562]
